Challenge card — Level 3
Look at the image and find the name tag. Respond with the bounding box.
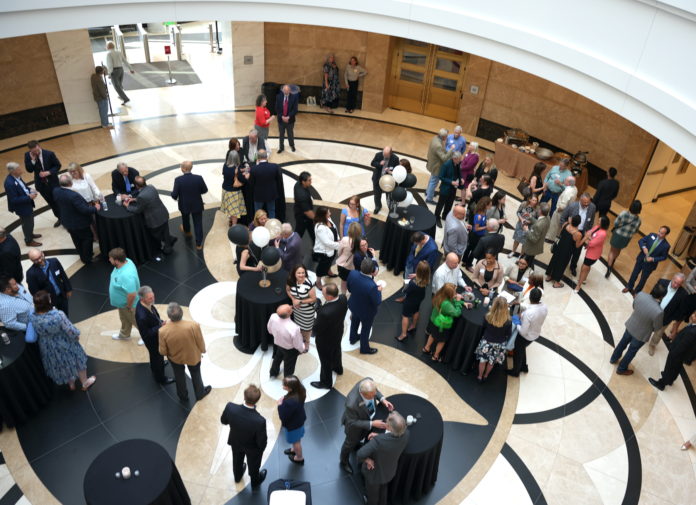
[55,270,61,276]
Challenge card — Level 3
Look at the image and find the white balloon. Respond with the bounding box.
[392,165,407,184]
[397,191,414,207]
[251,226,270,248]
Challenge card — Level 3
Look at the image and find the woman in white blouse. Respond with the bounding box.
[67,162,102,240]
[313,206,340,289]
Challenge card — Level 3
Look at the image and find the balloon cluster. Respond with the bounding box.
[378,165,417,209]
[227,219,283,285]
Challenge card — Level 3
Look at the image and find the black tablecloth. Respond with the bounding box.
[443,290,488,374]
[0,330,53,430]
[83,439,190,505]
[376,394,443,502]
[234,269,290,353]
[379,205,436,275]
[96,194,156,265]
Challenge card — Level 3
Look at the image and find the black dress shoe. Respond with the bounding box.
[340,462,354,474]
[288,453,304,465]
[284,448,295,455]
[310,381,331,389]
[570,267,577,277]
[252,469,267,488]
[234,463,247,482]
[53,219,61,227]
[435,216,442,228]
[160,377,175,385]
[361,348,378,355]
[648,378,665,390]
[506,370,519,377]
[198,385,212,400]
[291,146,296,152]
[277,148,284,154]
[333,367,343,375]
[373,207,382,214]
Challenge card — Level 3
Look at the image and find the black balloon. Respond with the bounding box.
[392,186,407,202]
[260,246,281,266]
[227,224,249,246]
[401,173,417,188]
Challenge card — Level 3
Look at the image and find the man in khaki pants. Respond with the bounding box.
[647,273,688,356]
[108,248,141,342]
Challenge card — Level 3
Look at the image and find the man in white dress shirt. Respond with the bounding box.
[432,253,472,293]
[507,288,548,376]
[105,41,135,105]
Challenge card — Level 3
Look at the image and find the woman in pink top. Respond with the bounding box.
[575,216,609,293]
[459,142,480,202]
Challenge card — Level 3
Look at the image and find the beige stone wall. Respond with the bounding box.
[263,23,390,112]
[0,34,62,114]
[232,22,265,107]
[457,55,491,136]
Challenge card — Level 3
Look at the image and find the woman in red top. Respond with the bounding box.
[254,94,275,142]
[575,216,609,293]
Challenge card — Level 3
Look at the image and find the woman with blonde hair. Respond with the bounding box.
[422,283,464,361]
[396,261,431,342]
[249,209,268,231]
[67,162,102,240]
[475,297,512,383]
[336,222,363,293]
[339,195,371,238]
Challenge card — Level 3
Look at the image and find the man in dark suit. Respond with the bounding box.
[220,385,268,487]
[53,174,99,263]
[649,310,696,390]
[647,273,689,356]
[111,162,140,195]
[340,377,394,474]
[370,146,399,214]
[240,130,266,166]
[124,177,176,255]
[404,231,439,278]
[347,259,382,355]
[0,227,23,284]
[560,192,597,276]
[357,411,410,505]
[275,84,299,153]
[249,150,281,218]
[4,162,42,246]
[24,140,61,227]
[26,248,72,315]
[171,161,208,249]
[310,283,348,389]
[134,286,175,385]
[592,166,619,218]
[623,226,671,295]
[472,219,505,261]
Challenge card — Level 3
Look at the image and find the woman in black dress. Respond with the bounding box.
[528,162,546,198]
[546,214,584,288]
[235,228,262,277]
[396,261,431,342]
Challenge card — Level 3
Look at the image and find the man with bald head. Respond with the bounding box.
[370,146,399,214]
[267,304,306,378]
[26,248,72,315]
[443,204,469,259]
[172,161,208,249]
[432,252,471,293]
[53,174,100,263]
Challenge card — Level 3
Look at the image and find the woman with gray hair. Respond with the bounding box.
[321,54,340,113]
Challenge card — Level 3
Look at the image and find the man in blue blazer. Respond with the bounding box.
[275,84,299,153]
[623,226,671,295]
[404,231,439,278]
[249,150,281,218]
[53,174,100,263]
[4,162,41,246]
[24,140,62,227]
[26,248,72,316]
[172,160,208,249]
[347,258,382,354]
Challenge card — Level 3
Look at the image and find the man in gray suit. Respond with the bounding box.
[610,282,666,375]
[340,378,394,474]
[522,203,551,268]
[443,204,468,259]
[560,192,597,276]
[357,411,410,505]
[125,177,176,255]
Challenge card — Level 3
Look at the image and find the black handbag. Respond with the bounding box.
[517,177,531,199]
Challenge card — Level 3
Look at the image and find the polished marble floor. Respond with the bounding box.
[0,69,695,505]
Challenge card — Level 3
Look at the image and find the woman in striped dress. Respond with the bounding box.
[286,264,317,346]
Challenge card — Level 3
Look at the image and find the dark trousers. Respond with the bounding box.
[270,345,300,377]
[150,222,173,253]
[372,178,383,211]
[142,332,167,383]
[278,120,295,149]
[541,190,561,216]
[510,337,533,375]
[434,190,456,220]
[627,255,657,293]
[346,80,359,110]
[232,447,263,485]
[19,214,35,244]
[170,360,205,401]
[656,352,684,388]
[349,313,374,353]
[294,214,315,242]
[610,330,645,372]
[181,212,203,246]
[68,226,94,262]
[52,293,69,317]
[569,242,583,272]
[317,340,342,386]
[36,182,60,219]
[462,233,481,267]
[365,481,388,505]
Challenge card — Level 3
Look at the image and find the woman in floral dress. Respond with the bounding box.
[509,195,538,257]
[321,54,340,113]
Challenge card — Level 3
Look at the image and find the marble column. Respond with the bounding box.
[231,22,265,107]
[46,29,100,125]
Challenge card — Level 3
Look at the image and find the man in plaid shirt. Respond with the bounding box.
[0,277,33,331]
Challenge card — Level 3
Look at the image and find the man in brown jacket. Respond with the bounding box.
[91,66,113,129]
[159,302,211,403]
